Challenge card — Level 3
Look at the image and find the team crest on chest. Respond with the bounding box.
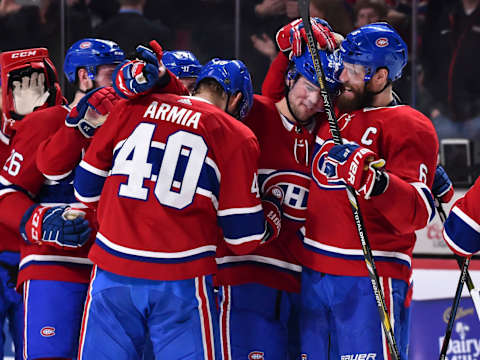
[260,171,310,221]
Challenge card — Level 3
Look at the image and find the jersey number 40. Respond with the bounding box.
[111,123,208,209]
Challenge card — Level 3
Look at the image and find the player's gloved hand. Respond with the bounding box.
[318,139,388,199]
[66,87,119,138]
[12,72,50,115]
[261,185,284,243]
[113,41,165,99]
[432,165,454,203]
[20,205,91,248]
[276,17,339,57]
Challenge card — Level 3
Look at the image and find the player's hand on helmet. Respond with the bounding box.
[261,185,284,243]
[318,139,388,199]
[276,17,341,58]
[12,72,50,115]
[113,40,165,99]
[66,87,120,138]
[432,165,454,203]
[20,205,91,249]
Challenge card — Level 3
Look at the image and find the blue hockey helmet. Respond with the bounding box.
[163,50,202,78]
[289,47,343,95]
[339,23,407,82]
[195,59,253,120]
[64,38,125,84]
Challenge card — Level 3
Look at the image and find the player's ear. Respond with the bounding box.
[228,92,243,117]
[370,68,389,91]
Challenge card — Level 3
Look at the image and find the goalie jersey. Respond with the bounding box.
[216,95,315,292]
[298,105,438,283]
[74,93,267,281]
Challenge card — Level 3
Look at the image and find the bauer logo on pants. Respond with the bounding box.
[40,326,56,337]
[248,351,264,359]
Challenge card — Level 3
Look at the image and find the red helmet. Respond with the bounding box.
[0,48,64,140]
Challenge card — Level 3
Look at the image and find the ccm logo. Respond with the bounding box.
[248,351,264,360]
[11,50,37,59]
[40,326,56,337]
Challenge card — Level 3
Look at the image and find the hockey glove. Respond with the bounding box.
[276,17,339,57]
[261,185,285,243]
[318,140,388,199]
[66,87,119,138]
[12,72,50,115]
[432,165,454,203]
[113,41,164,99]
[20,205,91,248]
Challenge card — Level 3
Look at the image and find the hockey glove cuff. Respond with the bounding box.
[432,165,454,203]
[20,204,91,248]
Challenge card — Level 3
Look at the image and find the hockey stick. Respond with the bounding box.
[436,201,480,321]
[439,256,471,359]
[297,1,401,358]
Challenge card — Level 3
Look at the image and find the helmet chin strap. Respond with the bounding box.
[361,79,391,108]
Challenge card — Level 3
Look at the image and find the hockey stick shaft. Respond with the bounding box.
[436,201,480,321]
[297,1,400,358]
[439,256,470,359]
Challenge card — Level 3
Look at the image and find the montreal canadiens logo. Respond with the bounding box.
[40,326,56,337]
[248,351,264,360]
[261,171,310,222]
[79,41,92,49]
[375,37,389,47]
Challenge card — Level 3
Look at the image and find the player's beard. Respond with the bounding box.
[336,82,374,113]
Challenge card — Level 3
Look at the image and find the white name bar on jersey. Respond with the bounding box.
[143,101,201,129]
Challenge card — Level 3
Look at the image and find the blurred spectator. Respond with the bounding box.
[42,0,93,76]
[93,0,171,54]
[88,0,119,28]
[312,0,354,35]
[422,0,480,135]
[0,0,45,51]
[354,0,388,28]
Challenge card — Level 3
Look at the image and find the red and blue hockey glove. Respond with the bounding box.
[66,86,119,138]
[276,17,339,57]
[432,165,454,203]
[261,185,285,243]
[113,41,164,99]
[318,140,388,199]
[20,205,91,248]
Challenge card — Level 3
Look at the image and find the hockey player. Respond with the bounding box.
[109,19,341,359]
[63,38,125,106]
[0,47,62,360]
[0,43,121,359]
[443,177,480,257]
[163,50,202,94]
[73,58,283,359]
[297,23,438,359]
[215,48,342,360]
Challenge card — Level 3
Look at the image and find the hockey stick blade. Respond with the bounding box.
[297,0,401,359]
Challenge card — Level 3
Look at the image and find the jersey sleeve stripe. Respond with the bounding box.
[218,210,267,243]
[78,160,109,177]
[74,165,107,201]
[442,206,480,256]
[43,171,73,181]
[217,204,263,216]
[410,182,435,223]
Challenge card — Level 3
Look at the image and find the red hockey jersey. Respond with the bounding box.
[0,105,95,287]
[443,176,480,256]
[215,95,317,292]
[74,94,268,281]
[297,105,438,283]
